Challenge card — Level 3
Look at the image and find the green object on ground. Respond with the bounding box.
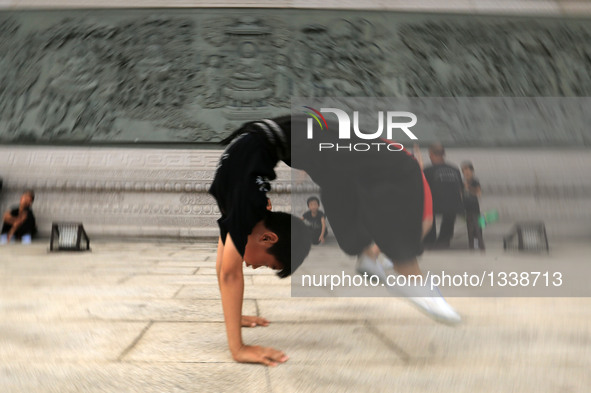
[479,209,499,228]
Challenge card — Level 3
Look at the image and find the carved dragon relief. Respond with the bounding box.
[0,12,590,146]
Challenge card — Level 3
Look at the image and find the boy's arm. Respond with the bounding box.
[6,211,28,239]
[319,216,327,243]
[474,185,482,197]
[3,210,16,225]
[218,234,245,356]
[218,233,288,366]
[215,236,224,284]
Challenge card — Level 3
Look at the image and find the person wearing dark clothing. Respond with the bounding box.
[302,196,328,245]
[423,143,464,248]
[1,190,37,243]
[461,161,485,250]
[210,116,461,367]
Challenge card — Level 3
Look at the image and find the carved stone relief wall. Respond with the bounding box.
[1,9,590,238]
[0,10,590,146]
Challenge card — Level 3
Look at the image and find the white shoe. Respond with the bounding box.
[377,254,395,270]
[387,276,461,325]
[408,294,462,325]
[0,234,7,245]
[356,254,387,281]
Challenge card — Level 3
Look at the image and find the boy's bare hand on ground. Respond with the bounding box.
[233,345,288,367]
[241,315,270,327]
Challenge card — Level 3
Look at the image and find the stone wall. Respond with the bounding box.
[0,7,590,241]
[0,146,292,238]
[1,1,590,16]
[1,9,591,146]
[1,146,589,240]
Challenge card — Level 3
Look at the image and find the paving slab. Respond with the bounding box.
[0,363,270,393]
[85,298,257,322]
[124,274,220,286]
[125,321,403,365]
[1,284,179,300]
[369,322,591,367]
[2,239,590,393]
[176,283,292,300]
[257,298,421,323]
[0,321,147,362]
[268,364,589,393]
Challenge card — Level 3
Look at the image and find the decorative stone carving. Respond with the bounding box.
[0,10,590,146]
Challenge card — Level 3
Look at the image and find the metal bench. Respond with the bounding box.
[503,221,549,252]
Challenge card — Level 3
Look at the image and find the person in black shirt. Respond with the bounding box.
[209,119,312,367]
[302,196,328,245]
[210,116,460,368]
[1,190,37,243]
[461,161,485,251]
[423,143,464,249]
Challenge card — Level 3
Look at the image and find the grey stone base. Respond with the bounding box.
[1,146,589,240]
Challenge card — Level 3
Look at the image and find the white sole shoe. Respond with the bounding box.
[386,277,462,325]
[377,254,395,270]
[355,254,387,282]
[407,295,462,326]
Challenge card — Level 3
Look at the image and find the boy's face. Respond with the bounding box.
[462,167,473,179]
[308,200,319,212]
[243,232,282,271]
[20,194,33,208]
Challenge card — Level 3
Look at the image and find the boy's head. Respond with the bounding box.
[428,143,445,164]
[243,211,311,278]
[306,196,320,213]
[20,190,35,208]
[461,161,475,179]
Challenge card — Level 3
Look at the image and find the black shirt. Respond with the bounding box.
[423,163,464,214]
[463,178,481,214]
[208,132,279,257]
[1,206,37,236]
[302,210,326,233]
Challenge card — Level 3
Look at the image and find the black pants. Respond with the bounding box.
[1,219,37,239]
[291,121,425,264]
[2,212,37,239]
[310,227,328,245]
[316,166,424,263]
[466,212,485,250]
[424,212,456,248]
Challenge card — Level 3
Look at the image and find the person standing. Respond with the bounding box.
[423,143,464,249]
[461,161,485,251]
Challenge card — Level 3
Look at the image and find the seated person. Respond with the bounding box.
[1,190,37,243]
[302,196,328,245]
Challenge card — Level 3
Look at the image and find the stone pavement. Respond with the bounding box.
[1,239,590,393]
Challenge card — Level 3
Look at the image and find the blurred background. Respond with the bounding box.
[0,1,589,243]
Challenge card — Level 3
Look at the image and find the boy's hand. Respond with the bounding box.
[233,345,288,367]
[241,315,270,327]
[319,234,325,244]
